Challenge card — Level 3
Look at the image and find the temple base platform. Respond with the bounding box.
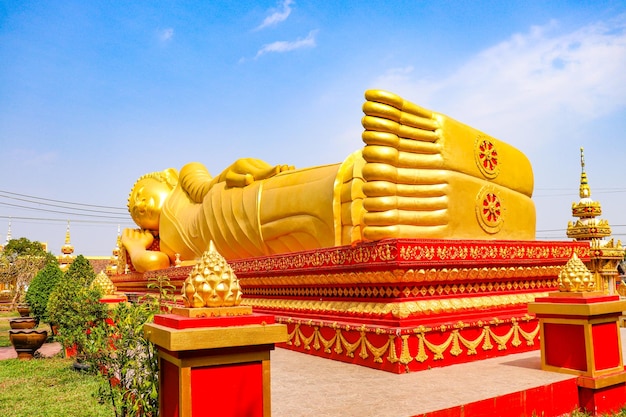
[113,239,590,374]
[271,346,582,417]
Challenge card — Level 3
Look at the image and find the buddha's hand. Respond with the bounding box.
[360,90,448,240]
[224,158,294,187]
[121,228,155,251]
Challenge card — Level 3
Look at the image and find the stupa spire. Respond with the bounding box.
[6,219,12,245]
[578,147,591,199]
[566,147,624,294]
[106,225,122,275]
[566,147,610,240]
[59,220,76,272]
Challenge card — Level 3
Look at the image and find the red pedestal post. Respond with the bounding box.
[529,292,626,415]
[145,313,287,417]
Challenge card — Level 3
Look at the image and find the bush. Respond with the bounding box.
[83,275,175,417]
[47,255,108,354]
[85,299,160,417]
[25,261,63,324]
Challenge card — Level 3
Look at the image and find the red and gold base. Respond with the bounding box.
[114,239,589,373]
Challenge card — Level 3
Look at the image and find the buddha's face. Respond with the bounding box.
[129,178,172,231]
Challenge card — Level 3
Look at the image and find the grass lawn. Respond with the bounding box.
[0,357,114,417]
[0,352,625,417]
[0,311,19,347]
[1,309,626,417]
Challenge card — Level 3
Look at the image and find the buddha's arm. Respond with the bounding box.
[211,158,294,188]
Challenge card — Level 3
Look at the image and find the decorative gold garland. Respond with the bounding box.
[282,318,539,366]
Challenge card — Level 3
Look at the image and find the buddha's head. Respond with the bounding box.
[128,168,178,231]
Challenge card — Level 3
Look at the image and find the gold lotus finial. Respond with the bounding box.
[182,241,243,308]
[92,270,117,295]
[558,253,595,292]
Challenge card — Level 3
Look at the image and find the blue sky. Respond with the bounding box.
[1,1,626,257]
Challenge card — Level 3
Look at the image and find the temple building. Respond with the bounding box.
[566,147,624,294]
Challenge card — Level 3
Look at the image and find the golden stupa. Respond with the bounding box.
[566,148,624,294]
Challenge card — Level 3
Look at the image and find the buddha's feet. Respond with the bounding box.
[359,89,535,241]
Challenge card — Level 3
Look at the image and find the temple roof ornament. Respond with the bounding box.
[6,220,12,245]
[58,221,76,272]
[106,225,121,275]
[61,221,75,255]
[566,147,611,240]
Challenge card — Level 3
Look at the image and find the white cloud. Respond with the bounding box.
[372,15,626,150]
[255,30,317,58]
[257,0,294,30]
[159,28,174,42]
[370,15,626,240]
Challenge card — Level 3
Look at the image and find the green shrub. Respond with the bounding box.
[83,275,176,417]
[85,299,160,417]
[25,261,63,324]
[47,255,108,354]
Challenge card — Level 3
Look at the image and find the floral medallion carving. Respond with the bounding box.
[475,136,500,179]
[476,186,504,234]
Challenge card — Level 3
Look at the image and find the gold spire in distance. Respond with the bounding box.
[59,221,76,272]
[566,147,611,240]
[578,147,590,199]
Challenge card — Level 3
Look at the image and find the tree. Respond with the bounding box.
[3,237,48,257]
[26,261,64,324]
[0,238,52,307]
[63,254,96,287]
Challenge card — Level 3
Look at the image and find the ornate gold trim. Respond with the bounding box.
[243,279,557,298]
[238,265,561,287]
[243,292,550,319]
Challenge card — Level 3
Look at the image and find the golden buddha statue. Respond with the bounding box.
[122,89,536,272]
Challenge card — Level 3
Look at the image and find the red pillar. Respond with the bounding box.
[145,313,287,417]
[529,292,626,415]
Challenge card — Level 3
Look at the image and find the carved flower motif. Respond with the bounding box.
[475,136,500,179]
[476,187,504,234]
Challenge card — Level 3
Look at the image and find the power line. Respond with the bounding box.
[0,201,129,220]
[0,215,133,226]
[536,187,626,191]
[0,193,127,215]
[0,190,127,211]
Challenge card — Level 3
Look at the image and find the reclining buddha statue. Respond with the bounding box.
[122,90,535,272]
